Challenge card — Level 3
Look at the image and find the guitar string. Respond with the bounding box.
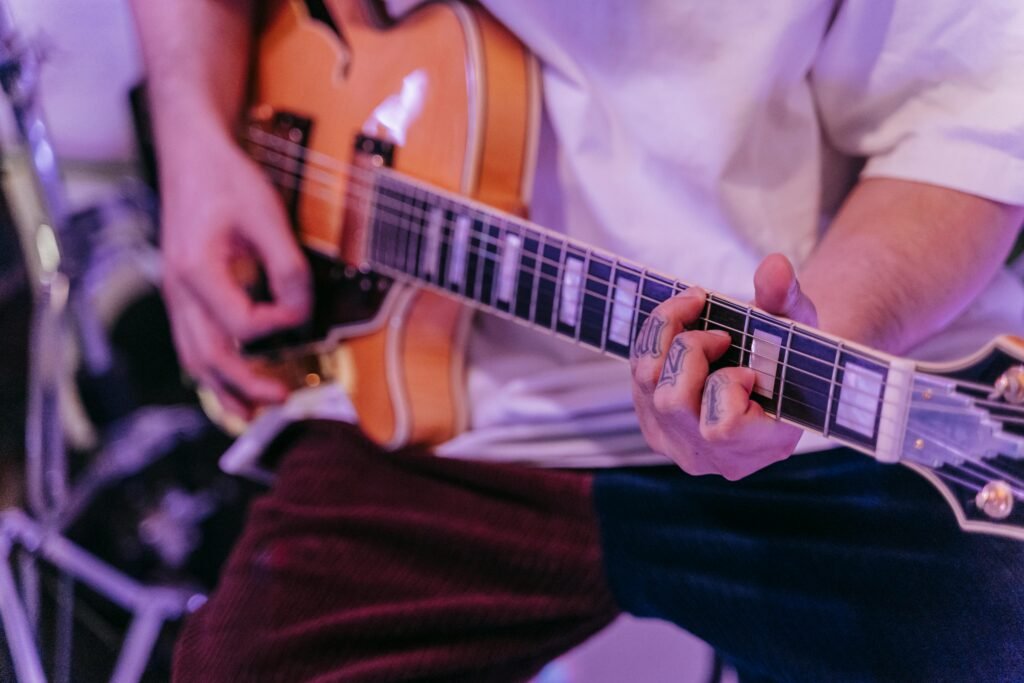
[255,151,1020,422]
[245,138,1024,492]
[905,422,1024,492]
[262,164,914,413]
[245,133,1014,408]
[365,218,1024,447]
[245,137,1010,398]
[256,154,1024,431]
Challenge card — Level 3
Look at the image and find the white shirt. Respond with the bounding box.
[414,1,1024,466]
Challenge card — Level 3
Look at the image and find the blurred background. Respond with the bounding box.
[0,1,718,681]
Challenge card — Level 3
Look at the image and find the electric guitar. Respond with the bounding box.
[242,0,1024,540]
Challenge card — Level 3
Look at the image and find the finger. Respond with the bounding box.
[177,297,290,407]
[242,194,312,320]
[753,253,817,326]
[650,329,732,414]
[180,239,305,342]
[631,288,708,390]
[699,367,761,440]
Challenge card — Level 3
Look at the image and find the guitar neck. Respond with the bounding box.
[363,169,908,460]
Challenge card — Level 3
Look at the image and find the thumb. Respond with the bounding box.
[753,253,818,326]
[244,198,312,324]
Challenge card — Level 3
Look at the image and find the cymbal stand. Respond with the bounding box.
[0,4,199,681]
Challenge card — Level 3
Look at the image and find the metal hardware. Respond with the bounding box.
[976,481,1015,520]
[989,365,1024,404]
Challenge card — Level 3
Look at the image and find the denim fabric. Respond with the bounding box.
[594,448,1024,683]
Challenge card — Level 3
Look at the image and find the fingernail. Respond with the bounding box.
[709,330,731,338]
[681,287,705,298]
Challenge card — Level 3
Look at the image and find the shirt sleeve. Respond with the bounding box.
[810,0,1024,205]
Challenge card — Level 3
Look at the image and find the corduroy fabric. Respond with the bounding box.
[173,420,618,682]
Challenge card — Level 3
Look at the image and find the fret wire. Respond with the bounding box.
[576,247,593,342]
[472,210,486,304]
[488,220,502,310]
[599,259,616,352]
[530,230,544,325]
[741,306,753,367]
[633,269,648,345]
[506,219,522,314]
[822,341,843,438]
[265,168,898,392]
[549,239,565,334]
[398,180,413,274]
[775,321,795,418]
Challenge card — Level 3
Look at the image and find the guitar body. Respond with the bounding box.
[250,0,540,447]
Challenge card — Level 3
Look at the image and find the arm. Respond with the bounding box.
[631,178,1023,480]
[800,177,1024,353]
[128,0,311,417]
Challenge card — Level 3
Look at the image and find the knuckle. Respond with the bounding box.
[652,387,681,414]
[633,363,661,394]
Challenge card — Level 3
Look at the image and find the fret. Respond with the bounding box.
[705,295,745,370]
[479,219,501,308]
[557,244,588,338]
[635,271,673,340]
[606,261,641,359]
[515,229,541,323]
[371,181,403,270]
[579,252,612,349]
[828,349,889,450]
[445,214,471,292]
[744,312,791,412]
[535,234,560,328]
[822,342,842,438]
[781,330,838,434]
[774,321,796,419]
[407,187,426,279]
[466,213,486,303]
[543,237,566,331]
[496,220,523,314]
[367,179,384,267]
[395,184,413,275]
[433,204,455,289]
[420,204,444,282]
[740,307,753,367]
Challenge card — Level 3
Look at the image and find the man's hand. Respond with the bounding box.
[630,253,816,480]
[160,131,311,418]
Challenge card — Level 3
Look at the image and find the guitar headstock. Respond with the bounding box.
[903,336,1024,540]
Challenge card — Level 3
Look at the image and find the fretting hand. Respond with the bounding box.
[630,253,818,480]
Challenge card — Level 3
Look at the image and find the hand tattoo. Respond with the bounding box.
[632,315,666,359]
[657,338,689,387]
[702,374,729,425]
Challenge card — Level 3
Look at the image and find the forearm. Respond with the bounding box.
[128,0,255,157]
[799,177,1024,354]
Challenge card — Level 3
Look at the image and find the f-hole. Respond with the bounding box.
[303,0,354,77]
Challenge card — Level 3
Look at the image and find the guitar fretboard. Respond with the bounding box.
[363,170,900,457]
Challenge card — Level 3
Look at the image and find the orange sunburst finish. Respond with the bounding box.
[252,0,538,447]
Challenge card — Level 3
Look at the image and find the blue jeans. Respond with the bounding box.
[594,448,1024,682]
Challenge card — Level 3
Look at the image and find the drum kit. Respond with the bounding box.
[0,4,257,681]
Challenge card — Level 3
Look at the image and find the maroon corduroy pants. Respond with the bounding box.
[173,420,619,681]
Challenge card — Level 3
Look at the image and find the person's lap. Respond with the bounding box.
[175,420,1024,682]
[595,449,1024,682]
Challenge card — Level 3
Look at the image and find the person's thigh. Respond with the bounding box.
[594,449,1024,682]
[174,420,618,682]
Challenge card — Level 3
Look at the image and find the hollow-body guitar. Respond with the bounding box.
[245,0,1024,540]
